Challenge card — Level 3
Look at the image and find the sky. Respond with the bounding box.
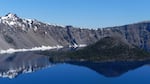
[0,0,150,28]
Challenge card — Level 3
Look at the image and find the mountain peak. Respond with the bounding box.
[5,13,17,17]
[1,13,19,21]
[4,13,18,19]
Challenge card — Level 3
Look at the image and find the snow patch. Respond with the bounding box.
[69,44,87,48]
[78,44,87,47]
[0,44,87,54]
[0,45,63,54]
[1,16,8,20]
[1,13,18,21]
[0,19,2,23]
[9,21,16,25]
[33,26,38,31]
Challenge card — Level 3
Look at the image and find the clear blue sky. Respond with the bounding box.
[0,0,150,28]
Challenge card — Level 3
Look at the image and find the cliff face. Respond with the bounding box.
[0,24,102,50]
[0,13,150,51]
[0,13,102,50]
[108,22,150,51]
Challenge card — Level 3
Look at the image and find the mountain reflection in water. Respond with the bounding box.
[0,51,50,78]
[67,61,150,77]
[0,51,150,79]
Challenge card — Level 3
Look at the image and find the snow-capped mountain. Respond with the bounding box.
[0,13,45,31]
[0,13,97,50]
[0,13,150,52]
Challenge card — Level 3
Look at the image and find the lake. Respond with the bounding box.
[0,51,150,84]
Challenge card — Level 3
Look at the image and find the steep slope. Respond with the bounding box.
[1,13,150,52]
[0,13,101,50]
[106,21,150,51]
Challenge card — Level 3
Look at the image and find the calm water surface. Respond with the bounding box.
[0,51,150,84]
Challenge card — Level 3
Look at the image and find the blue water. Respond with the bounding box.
[0,64,101,84]
[0,63,150,84]
[0,52,150,84]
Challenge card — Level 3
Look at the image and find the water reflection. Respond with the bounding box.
[67,61,150,77]
[0,51,50,78]
[0,51,150,79]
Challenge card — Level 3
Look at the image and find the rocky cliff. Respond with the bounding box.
[106,21,150,51]
[0,13,101,50]
[0,13,150,51]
